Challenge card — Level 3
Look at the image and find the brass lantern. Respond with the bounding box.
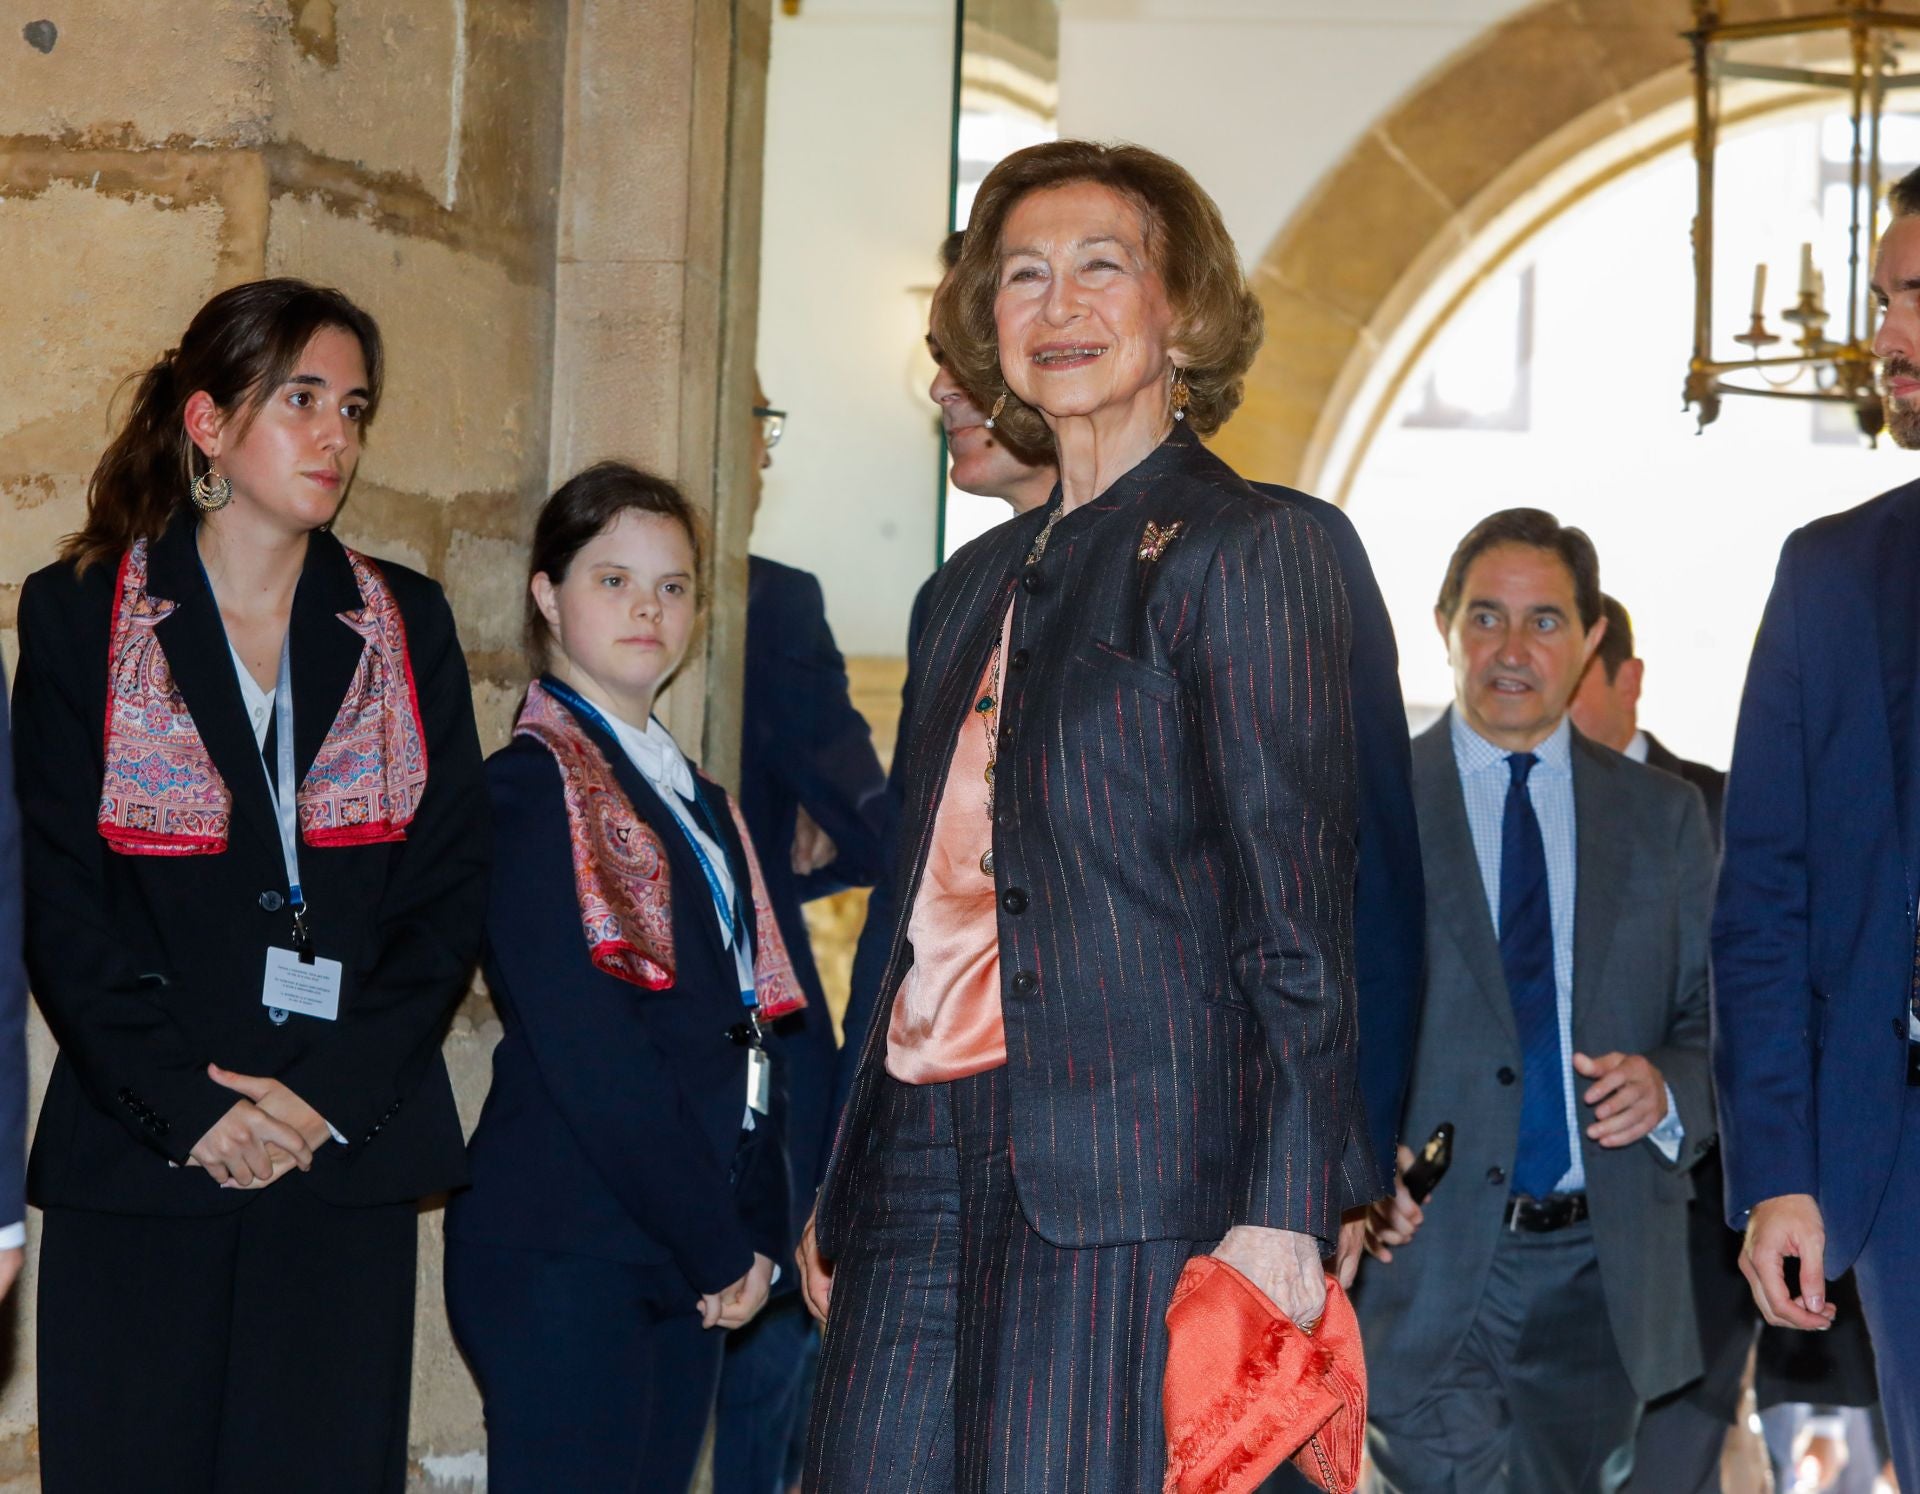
[1686,2,1920,438]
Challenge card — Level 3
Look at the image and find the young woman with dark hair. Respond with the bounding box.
[445,461,797,1492]
[11,277,488,1492]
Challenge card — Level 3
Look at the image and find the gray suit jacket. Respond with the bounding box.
[1356,714,1716,1406]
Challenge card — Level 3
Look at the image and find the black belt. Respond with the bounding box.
[1504,1192,1589,1233]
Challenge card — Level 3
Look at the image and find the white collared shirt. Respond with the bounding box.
[1624,729,1650,764]
[1449,712,1684,1188]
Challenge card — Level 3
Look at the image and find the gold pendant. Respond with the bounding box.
[980,848,995,876]
[984,763,995,786]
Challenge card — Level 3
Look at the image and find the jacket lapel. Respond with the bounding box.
[288,532,370,788]
[1411,716,1518,1048]
[1877,494,1920,892]
[1570,731,1632,1050]
[144,516,281,865]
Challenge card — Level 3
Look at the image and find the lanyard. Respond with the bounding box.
[542,679,758,1010]
[262,633,313,958]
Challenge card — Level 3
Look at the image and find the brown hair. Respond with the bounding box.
[63,278,384,573]
[1593,594,1636,680]
[526,461,707,671]
[931,139,1263,451]
[1892,164,1920,217]
[1436,508,1604,632]
[939,230,967,273]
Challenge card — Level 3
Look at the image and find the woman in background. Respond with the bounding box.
[447,461,798,1492]
[13,277,488,1492]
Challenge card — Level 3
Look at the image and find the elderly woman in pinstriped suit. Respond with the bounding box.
[796,140,1372,1492]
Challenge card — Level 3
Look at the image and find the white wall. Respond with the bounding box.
[1057,0,1532,270]
[753,0,955,656]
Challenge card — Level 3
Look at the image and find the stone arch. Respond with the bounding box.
[1211,0,1766,497]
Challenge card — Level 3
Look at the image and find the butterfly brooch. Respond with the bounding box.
[1138,520,1184,562]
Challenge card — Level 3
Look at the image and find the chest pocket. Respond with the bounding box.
[1071,640,1180,703]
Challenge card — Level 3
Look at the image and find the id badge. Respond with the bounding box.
[261,946,344,1024]
[747,1046,771,1117]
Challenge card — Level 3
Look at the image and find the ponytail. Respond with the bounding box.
[62,278,384,574]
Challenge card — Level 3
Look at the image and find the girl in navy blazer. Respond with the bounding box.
[446,462,799,1492]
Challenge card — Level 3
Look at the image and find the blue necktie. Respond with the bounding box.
[1500,752,1570,1198]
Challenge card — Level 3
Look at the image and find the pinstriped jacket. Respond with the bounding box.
[816,427,1374,1254]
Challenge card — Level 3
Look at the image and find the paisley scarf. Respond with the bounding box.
[513,680,805,1017]
[97,536,429,856]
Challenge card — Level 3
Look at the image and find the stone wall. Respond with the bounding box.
[0,1,767,1484]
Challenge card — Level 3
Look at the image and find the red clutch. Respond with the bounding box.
[1162,1257,1367,1494]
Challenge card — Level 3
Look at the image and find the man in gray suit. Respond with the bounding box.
[1358,511,1716,1493]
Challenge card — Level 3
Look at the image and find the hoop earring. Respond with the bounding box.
[190,470,233,512]
[985,393,1008,429]
[1170,368,1191,422]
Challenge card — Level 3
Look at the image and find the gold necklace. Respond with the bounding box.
[976,637,1004,877]
[976,502,1068,878]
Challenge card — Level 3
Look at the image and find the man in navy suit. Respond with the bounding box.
[718,385,893,1494]
[0,662,27,1300]
[1715,165,1920,1488]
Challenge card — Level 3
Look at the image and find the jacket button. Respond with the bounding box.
[1011,971,1038,996]
[1022,568,1044,594]
[259,890,284,912]
[1896,1018,1909,1039]
[1000,887,1029,916]
[1497,1066,1516,1086]
[1010,648,1030,671]
[1486,1166,1506,1186]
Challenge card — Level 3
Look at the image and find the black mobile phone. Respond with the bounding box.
[1400,1122,1455,1204]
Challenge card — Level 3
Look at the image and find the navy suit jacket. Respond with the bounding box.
[449,693,789,1299]
[1715,478,1920,1271]
[836,481,1422,1192]
[0,663,29,1233]
[820,429,1364,1254]
[739,556,891,1210]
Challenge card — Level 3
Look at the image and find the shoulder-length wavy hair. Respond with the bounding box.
[931,140,1263,453]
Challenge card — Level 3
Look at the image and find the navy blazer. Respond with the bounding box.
[836,481,1422,1193]
[1715,478,1920,1271]
[739,557,890,1206]
[0,663,28,1233]
[449,691,789,1299]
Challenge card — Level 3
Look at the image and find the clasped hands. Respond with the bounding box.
[186,1063,333,1188]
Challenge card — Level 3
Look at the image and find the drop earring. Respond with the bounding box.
[190,469,233,512]
[1170,368,1191,422]
[985,393,1008,429]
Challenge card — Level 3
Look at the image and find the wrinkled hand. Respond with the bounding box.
[1364,1144,1425,1264]
[797,1209,834,1325]
[1573,1051,1668,1147]
[1213,1225,1326,1331]
[701,1252,774,1331]
[1333,1211,1368,1289]
[791,809,838,877]
[1742,1193,1837,1331]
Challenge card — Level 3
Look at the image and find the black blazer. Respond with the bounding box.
[447,690,789,1298]
[1644,732,1725,845]
[739,556,890,1207]
[11,513,488,1215]
[836,489,1423,1197]
[817,427,1365,1254]
[0,663,29,1231]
